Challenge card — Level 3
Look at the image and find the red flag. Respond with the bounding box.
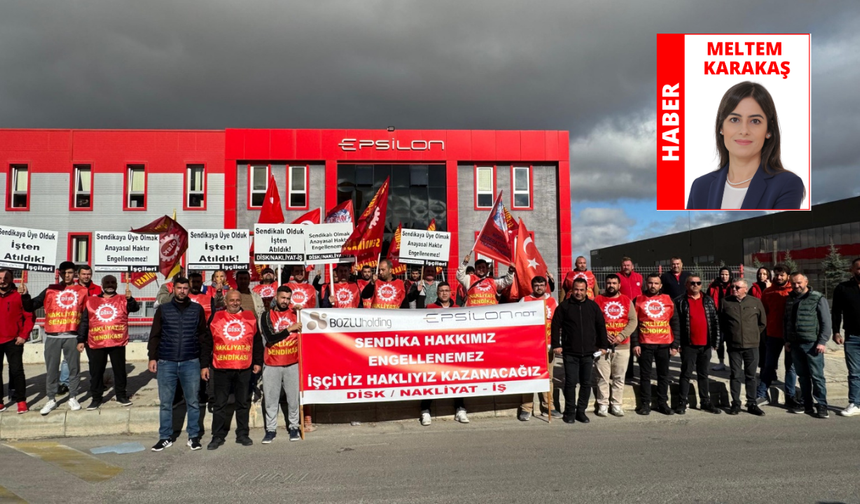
[292,208,321,225]
[258,175,285,224]
[387,223,406,276]
[131,216,189,278]
[514,218,548,295]
[503,207,518,235]
[342,178,389,263]
[427,219,443,275]
[325,200,354,224]
[130,271,157,289]
[472,192,514,265]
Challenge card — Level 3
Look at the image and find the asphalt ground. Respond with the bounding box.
[0,403,859,504]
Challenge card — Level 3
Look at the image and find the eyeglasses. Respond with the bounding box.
[690,281,702,285]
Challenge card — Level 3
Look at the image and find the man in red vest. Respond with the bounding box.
[187,273,215,322]
[519,276,560,421]
[631,273,680,416]
[321,263,362,309]
[284,265,317,310]
[201,290,263,449]
[420,282,467,425]
[22,261,88,415]
[593,274,637,417]
[0,269,34,414]
[455,254,514,307]
[253,267,278,308]
[361,259,408,309]
[76,275,140,410]
[260,285,303,443]
[356,265,375,308]
[563,256,597,300]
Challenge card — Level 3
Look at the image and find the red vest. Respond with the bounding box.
[371,279,406,309]
[564,270,596,300]
[44,285,88,333]
[635,294,675,345]
[209,310,257,370]
[85,295,129,348]
[188,292,213,322]
[595,294,632,344]
[522,294,558,344]
[427,301,459,308]
[253,282,277,304]
[465,275,498,306]
[330,282,362,308]
[265,309,299,367]
[285,282,316,309]
[357,279,373,308]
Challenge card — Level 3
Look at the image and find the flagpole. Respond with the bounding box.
[296,307,305,440]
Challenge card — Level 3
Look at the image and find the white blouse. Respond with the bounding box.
[721,182,748,209]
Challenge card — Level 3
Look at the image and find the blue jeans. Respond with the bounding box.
[157,359,201,440]
[756,337,797,399]
[791,342,827,409]
[844,336,860,405]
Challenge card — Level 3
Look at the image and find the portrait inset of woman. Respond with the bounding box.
[686,81,805,210]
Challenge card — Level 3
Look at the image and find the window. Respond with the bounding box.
[475,166,495,209]
[125,164,147,209]
[186,164,206,209]
[511,165,532,209]
[68,233,92,264]
[71,164,92,210]
[7,164,29,210]
[287,165,308,209]
[249,164,269,208]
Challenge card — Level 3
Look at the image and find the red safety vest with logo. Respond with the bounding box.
[253,282,277,305]
[265,309,299,367]
[634,294,675,345]
[209,310,257,370]
[522,294,558,344]
[44,285,88,333]
[188,291,213,322]
[285,282,317,309]
[371,279,406,309]
[85,295,129,348]
[563,270,596,300]
[464,275,498,306]
[329,282,362,308]
[357,278,373,308]
[595,294,632,345]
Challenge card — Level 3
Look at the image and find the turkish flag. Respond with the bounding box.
[258,175,285,224]
[514,218,548,296]
[292,208,321,225]
[472,192,514,265]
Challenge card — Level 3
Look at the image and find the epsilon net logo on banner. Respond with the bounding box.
[299,304,549,404]
[656,34,810,212]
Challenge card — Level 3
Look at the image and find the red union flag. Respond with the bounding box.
[130,271,157,289]
[472,192,514,265]
[299,304,548,404]
[342,177,389,263]
[387,222,406,276]
[514,218,549,295]
[130,216,188,278]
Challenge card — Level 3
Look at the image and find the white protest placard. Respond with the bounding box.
[94,232,159,273]
[0,225,58,272]
[187,229,250,271]
[399,229,451,267]
[304,223,354,264]
[253,224,305,264]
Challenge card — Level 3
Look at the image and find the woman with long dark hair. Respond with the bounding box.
[750,267,771,299]
[687,81,805,209]
[708,267,732,371]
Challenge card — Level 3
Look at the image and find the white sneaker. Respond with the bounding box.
[455,408,470,424]
[68,397,81,411]
[596,405,608,417]
[840,403,860,417]
[40,399,58,416]
[420,410,431,426]
[712,363,726,371]
[610,405,625,417]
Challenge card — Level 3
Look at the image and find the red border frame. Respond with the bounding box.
[69,162,94,212]
[5,162,30,211]
[183,162,207,211]
[123,163,148,211]
[510,164,534,210]
[474,164,496,210]
[246,163,270,209]
[286,163,310,210]
[67,232,93,264]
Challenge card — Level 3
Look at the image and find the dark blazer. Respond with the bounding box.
[686,164,804,210]
[660,271,691,300]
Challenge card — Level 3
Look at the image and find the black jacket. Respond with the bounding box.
[77,294,141,345]
[832,279,860,337]
[719,295,766,349]
[673,293,721,348]
[551,297,609,356]
[660,271,691,300]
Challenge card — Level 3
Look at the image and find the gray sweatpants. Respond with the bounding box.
[262,364,300,432]
[45,336,80,399]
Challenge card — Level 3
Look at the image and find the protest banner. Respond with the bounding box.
[399,228,451,267]
[253,224,305,264]
[300,303,548,404]
[304,222,354,265]
[0,224,58,272]
[94,232,159,273]
[187,229,251,270]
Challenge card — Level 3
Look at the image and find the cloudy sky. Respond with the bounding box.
[2,0,858,260]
